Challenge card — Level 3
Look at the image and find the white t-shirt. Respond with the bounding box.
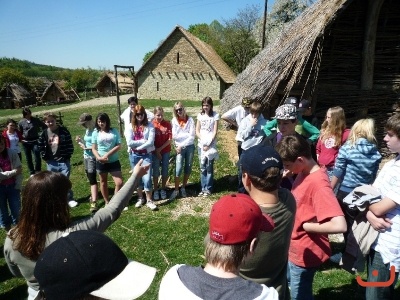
[196,112,220,148]
[372,155,400,271]
[221,105,249,141]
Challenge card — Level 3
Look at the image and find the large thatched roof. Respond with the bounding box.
[137,25,236,84]
[221,0,351,112]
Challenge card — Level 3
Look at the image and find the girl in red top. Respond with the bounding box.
[152,106,172,201]
[2,119,23,161]
[316,106,350,181]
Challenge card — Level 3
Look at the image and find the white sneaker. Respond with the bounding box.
[135,198,145,208]
[160,189,167,200]
[180,187,187,198]
[329,252,342,264]
[153,190,160,201]
[202,191,211,197]
[198,191,204,197]
[123,206,128,211]
[169,190,179,201]
[68,200,78,208]
[146,201,157,211]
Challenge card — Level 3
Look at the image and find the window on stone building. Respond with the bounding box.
[177,52,180,64]
[197,83,200,93]
[157,82,159,91]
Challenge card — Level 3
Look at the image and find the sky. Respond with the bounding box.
[0,0,273,71]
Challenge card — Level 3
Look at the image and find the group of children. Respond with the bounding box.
[2,95,400,299]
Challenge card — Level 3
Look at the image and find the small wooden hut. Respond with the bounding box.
[96,72,134,96]
[0,83,35,109]
[40,81,68,104]
[221,0,400,153]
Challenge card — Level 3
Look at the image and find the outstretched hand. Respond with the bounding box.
[133,159,150,178]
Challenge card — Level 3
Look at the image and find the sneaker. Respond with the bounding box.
[153,190,160,201]
[329,252,342,264]
[160,189,167,200]
[180,187,187,198]
[135,198,145,208]
[198,191,204,197]
[123,206,129,211]
[90,202,98,213]
[169,190,179,201]
[202,191,211,197]
[146,201,157,211]
[68,200,78,208]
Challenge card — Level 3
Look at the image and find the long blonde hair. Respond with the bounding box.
[320,106,346,147]
[347,118,377,145]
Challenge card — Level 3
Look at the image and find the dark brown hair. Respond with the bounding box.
[275,135,311,162]
[9,171,72,260]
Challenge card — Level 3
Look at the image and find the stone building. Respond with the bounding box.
[137,25,236,101]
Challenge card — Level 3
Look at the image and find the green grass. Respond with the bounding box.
[0,98,398,299]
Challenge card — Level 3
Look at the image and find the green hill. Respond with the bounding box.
[0,57,70,80]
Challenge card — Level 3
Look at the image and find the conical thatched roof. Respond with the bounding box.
[221,0,351,112]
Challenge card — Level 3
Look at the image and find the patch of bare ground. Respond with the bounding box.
[166,128,238,219]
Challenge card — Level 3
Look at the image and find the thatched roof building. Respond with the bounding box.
[96,72,134,96]
[40,81,68,103]
[0,83,35,109]
[221,0,400,152]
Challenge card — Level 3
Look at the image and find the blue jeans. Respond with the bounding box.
[366,249,399,300]
[0,183,21,228]
[288,261,317,300]
[175,144,194,177]
[46,160,74,200]
[152,152,170,179]
[22,142,41,175]
[129,153,152,191]
[199,155,214,193]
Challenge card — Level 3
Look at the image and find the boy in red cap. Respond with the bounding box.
[159,193,279,300]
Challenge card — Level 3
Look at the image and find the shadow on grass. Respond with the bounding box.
[315,278,366,299]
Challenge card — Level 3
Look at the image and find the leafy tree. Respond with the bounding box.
[143,51,154,63]
[188,23,213,43]
[67,68,101,91]
[0,68,30,89]
[222,4,261,73]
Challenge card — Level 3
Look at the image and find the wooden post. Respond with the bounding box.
[361,0,384,90]
[261,0,268,49]
[358,0,384,118]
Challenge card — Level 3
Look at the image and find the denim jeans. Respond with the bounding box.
[129,153,152,191]
[0,183,21,228]
[152,152,170,179]
[46,160,74,200]
[366,249,399,300]
[22,142,42,175]
[288,261,317,300]
[175,144,194,177]
[199,156,214,193]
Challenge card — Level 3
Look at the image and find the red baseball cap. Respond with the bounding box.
[209,194,275,245]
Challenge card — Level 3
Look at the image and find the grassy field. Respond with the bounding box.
[0,99,399,299]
